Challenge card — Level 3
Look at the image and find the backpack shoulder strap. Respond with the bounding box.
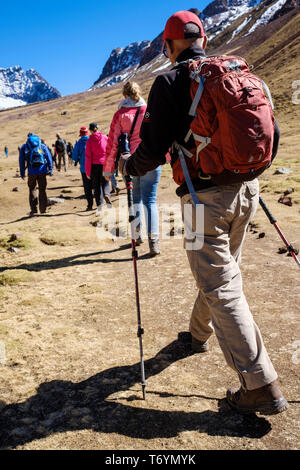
[174,142,200,207]
[189,76,206,117]
[261,79,274,109]
[129,107,141,137]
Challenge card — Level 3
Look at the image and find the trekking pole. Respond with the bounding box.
[125,175,147,399]
[259,196,300,268]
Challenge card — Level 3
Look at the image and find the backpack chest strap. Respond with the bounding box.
[184,128,211,162]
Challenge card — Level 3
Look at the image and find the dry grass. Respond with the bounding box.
[0,269,36,286]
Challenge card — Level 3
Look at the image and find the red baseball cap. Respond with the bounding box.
[79,126,88,136]
[162,10,205,41]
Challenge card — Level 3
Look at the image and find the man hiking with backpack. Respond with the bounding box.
[55,134,68,172]
[19,133,53,216]
[118,10,288,416]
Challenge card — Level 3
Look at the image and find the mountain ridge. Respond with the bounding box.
[91,0,299,89]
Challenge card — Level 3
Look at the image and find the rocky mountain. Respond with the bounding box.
[92,41,150,87]
[91,0,299,89]
[0,66,61,110]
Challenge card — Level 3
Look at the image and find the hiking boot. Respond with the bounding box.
[192,337,209,353]
[177,331,209,353]
[95,205,103,216]
[135,236,144,246]
[111,187,120,195]
[226,381,289,415]
[86,205,93,211]
[28,210,38,217]
[148,237,161,256]
[104,195,112,206]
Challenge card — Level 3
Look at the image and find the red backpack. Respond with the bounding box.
[174,55,275,185]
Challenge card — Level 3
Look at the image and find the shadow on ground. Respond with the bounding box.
[0,211,94,225]
[0,340,272,449]
[0,244,160,272]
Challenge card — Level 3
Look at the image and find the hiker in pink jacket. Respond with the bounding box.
[104,94,146,177]
[85,122,111,214]
[104,82,162,256]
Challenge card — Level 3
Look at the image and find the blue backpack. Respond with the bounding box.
[26,135,46,167]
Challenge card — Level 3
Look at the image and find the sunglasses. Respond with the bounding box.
[162,42,168,58]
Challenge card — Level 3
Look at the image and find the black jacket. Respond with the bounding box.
[126,45,280,185]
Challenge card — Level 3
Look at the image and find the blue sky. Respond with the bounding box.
[1,0,210,96]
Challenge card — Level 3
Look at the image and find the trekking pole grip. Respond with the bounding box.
[259,196,276,224]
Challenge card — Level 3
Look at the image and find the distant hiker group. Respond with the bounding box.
[0,145,8,158]
[18,81,162,256]
[16,9,290,419]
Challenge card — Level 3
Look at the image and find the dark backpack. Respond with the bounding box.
[26,135,46,167]
[56,139,65,153]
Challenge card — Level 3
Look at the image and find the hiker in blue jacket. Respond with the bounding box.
[72,126,93,211]
[19,133,53,216]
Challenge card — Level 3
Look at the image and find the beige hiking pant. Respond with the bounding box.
[181,179,278,390]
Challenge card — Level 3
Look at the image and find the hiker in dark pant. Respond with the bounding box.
[27,174,48,214]
[51,145,58,169]
[55,134,68,172]
[81,172,93,209]
[19,133,53,216]
[85,122,111,215]
[67,142,74,166]
[90,163,110,212]
[72,126,94,210]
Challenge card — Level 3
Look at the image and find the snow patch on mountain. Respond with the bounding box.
[227,16,252,42]
[246,0,288,34]
[151,60,171,74]
[93,65,139,89]
[0,95,26,110]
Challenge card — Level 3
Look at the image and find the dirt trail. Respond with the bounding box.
[0,158,299,450]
